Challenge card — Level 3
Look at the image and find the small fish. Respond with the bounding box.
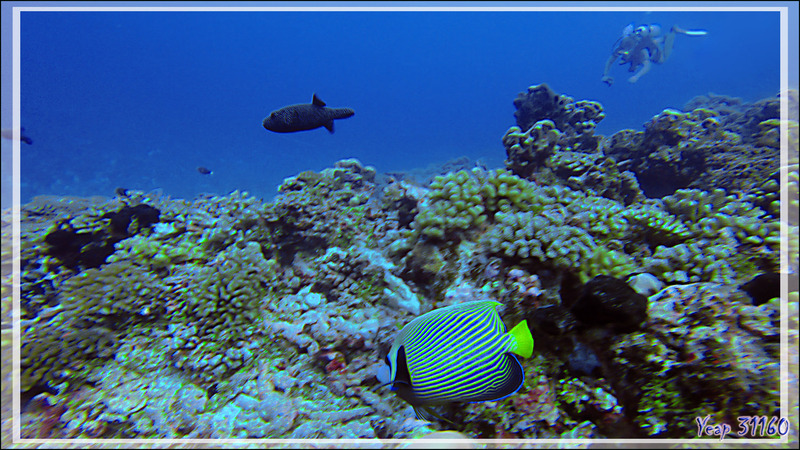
[196,166,213,175]
[262,94,354,134]
[115,187,130,198]
[1,127,33,144]
[385,300,534,422]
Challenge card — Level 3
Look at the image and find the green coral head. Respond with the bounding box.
[532,119,562,142]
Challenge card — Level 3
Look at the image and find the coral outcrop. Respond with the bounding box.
[503,84,644,205]
[604,93,785,198]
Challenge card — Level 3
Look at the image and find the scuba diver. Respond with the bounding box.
[601,23,708,86]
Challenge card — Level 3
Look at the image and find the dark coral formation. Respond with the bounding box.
[512,83,606,153]
[504,83,640,204]
[264,158,379,264]
[43,204,160,270]
[603,94,782,198]
[683,92,781,145]
[739,272,780,306]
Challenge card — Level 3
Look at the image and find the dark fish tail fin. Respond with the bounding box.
[324,121,335,133]
[334,108,355,119]
[312,93,326,107]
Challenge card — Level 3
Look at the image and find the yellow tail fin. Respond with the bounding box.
[507,320,534,358]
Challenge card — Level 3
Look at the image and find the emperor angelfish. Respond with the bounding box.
[262,93,354,134]
[386,300,534,422]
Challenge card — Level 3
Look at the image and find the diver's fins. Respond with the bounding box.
[673,25,708,36]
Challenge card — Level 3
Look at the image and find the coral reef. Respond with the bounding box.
[8,88,796,444]
[604,93,784,198]
[164,241,275,384]
[612,283,780,437]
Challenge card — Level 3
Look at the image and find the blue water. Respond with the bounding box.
[16,9,782,205]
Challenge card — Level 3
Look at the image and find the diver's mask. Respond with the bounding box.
[634,25,650,38]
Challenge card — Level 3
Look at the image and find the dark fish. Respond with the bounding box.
[386,300,534,422]
[197,166,213,175]
[262,94,354,134]
[1,126,33,144]
[115,187,130,198]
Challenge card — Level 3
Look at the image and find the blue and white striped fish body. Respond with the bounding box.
[386,300,534,421]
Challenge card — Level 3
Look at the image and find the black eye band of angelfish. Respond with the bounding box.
[377,354,394,390]
[377,354,412,390]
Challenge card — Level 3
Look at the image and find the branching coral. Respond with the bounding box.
[511,83,605,153]
[503,84,647,203]
[504,84,608,189]
[548,151,645,204]
[503,120,562,178]
[411,168,554,241]
[662,188,780,275]
[619,203,691,246]
[482,206,597,281]
[644,241,737,284]
[166,242,276,384]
